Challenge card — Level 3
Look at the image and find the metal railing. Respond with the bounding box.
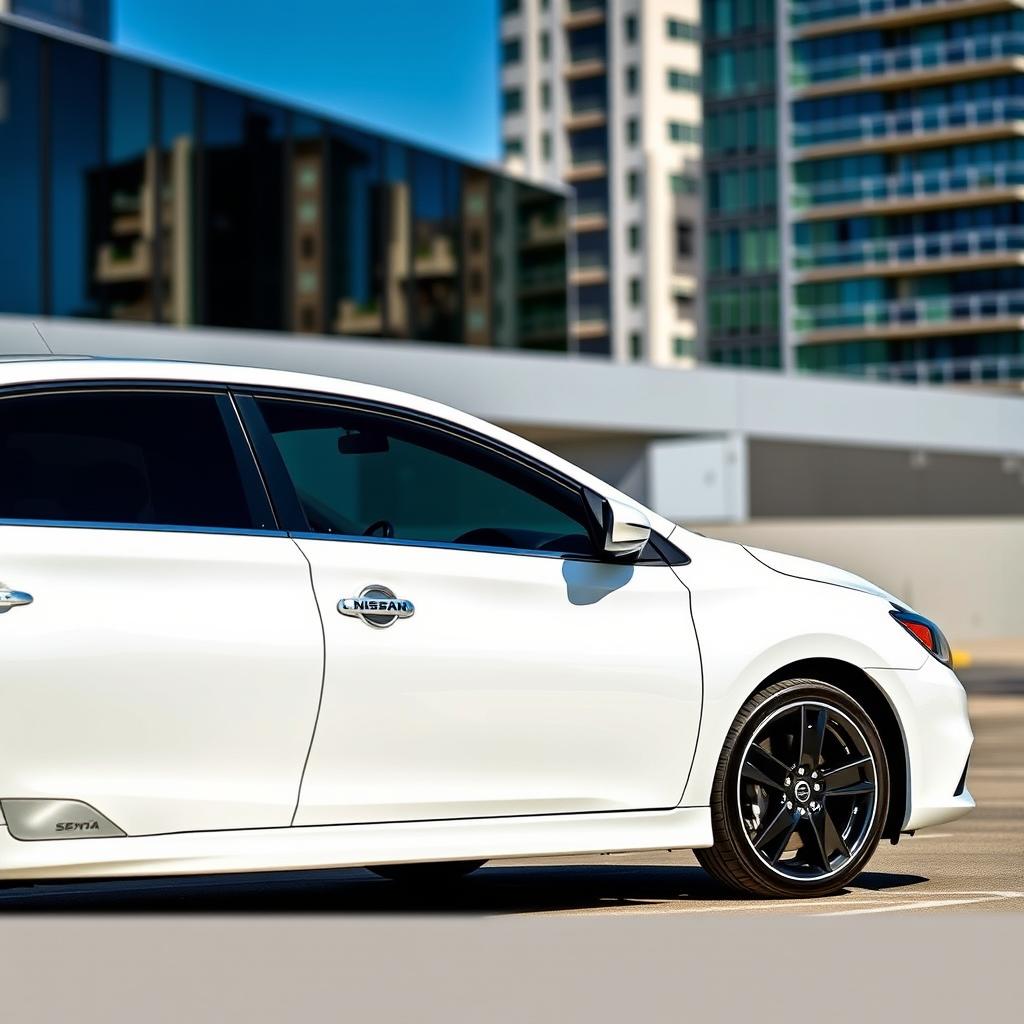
[794,224,1024,270]
[790,0,971,29]
[569,146,607,166]
[567,43,607,65]
[794,289,1024,332]
[573,196,609,218]
[567,95,607,117]
[792,162,1024,208]
[791,33,1024,87]
[808,352,1024,384]
[792,96,1024,149]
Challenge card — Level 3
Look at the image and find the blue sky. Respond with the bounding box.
[115,0,501,163]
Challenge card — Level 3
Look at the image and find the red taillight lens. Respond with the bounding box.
[890,607,952,666]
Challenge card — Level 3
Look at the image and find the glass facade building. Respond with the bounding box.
[0,17,570,351]
[703,0,781,368]
[785,0,1024,383]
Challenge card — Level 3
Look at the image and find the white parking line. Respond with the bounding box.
[817,891,1024,916]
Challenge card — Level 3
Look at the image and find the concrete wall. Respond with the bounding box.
[700,517,1024,647]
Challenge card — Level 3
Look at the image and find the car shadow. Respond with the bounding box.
[0,863,930,914]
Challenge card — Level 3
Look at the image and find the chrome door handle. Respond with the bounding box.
[0,589,33,613]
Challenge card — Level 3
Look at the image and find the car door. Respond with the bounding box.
[241,392,702,827]
[0,384,324,837]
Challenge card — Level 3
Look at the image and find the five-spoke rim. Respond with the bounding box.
[736,700,878,881]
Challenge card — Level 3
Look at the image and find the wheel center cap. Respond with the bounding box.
[793,780,812,803]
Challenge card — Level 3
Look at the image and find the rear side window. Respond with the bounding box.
[0,390,257,530]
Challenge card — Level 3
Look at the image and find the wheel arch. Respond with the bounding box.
[756,657,908,841]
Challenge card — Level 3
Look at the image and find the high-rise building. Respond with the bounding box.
[782,0,1024,385]
[0,0,110,39]
[702,0,781,369]
[500,0,703,365]
[0,14,570,350]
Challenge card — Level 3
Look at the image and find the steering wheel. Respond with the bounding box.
[363,519,395,539]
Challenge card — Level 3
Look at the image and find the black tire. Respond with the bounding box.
[368,860,486,884]
[696,678,889,899]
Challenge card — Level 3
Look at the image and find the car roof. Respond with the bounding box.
[0,355,678,538]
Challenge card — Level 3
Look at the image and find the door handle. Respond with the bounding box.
[0,589,33,613]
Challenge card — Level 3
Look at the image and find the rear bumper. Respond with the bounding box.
[867,659,975,832]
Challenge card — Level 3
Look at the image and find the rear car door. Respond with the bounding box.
[241,392,702,826]
[0,384,323,837]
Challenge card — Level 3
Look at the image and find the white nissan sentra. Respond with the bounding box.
[0,357,973,898]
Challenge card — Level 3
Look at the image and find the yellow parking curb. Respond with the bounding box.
[951,649,973,670]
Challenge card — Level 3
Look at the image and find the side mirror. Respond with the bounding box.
[583,489,651,563]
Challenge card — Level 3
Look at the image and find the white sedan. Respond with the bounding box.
[0,357,973,898]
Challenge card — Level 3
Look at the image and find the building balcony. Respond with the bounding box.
[94,239,152,284]
[518,265,568,295]
[564,149,608,181]
[794,289,1024,343]
[565,96,608,129]
[789,0,1016,39]
[791,33,1024,97]
[519,310,569,344]
[792,96,1024,158]
[519,214,567,249]
[570,310,611,339]
[794,224,1024,279]
[818,351,1024,386]
[564,51,607,80]
[564,0,606,30]
[792,162,1024,218]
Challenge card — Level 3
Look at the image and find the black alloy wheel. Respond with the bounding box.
[697,679,890,898]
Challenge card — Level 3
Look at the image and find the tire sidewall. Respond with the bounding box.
[721,680,890,898]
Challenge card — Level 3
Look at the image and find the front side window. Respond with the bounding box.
[254,398,594,556]
[0,390,258,530]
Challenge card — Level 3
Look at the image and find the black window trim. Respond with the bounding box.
[232,385,689,565]
[0,380,282,537]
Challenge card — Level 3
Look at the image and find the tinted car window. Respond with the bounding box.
[0,390,256,529]
[255,398,594,555]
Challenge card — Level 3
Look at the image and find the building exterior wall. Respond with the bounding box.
[499,0,702,366]
[703,0,782,369]
[0,15,570,351]
[782,0,1024,385]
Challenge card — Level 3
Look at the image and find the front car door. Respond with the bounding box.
[0,385,323,837]
[241,392,702,826]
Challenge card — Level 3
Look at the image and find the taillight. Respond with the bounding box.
[890,606,952,666]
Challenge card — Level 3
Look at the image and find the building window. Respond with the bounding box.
[502,38,521,65]
[628,223,641,251]
[630,332,642,359]
[540,81,551,110]
[676,222,694,259]
[667,17,699,41]
[667,69,700,92]
[504,137,523,157]
[625,65,639,94]
[673,336,694,359]
[626,117,639,146]
[501,0,520,15]
[503,88,522,114]
[670,173,698,195]
[630,278,642,306]
[627,170,641,198]
[668,121,700,143]
[624,14,638,43]
[539,30,550,60]
[541,131,552,160]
